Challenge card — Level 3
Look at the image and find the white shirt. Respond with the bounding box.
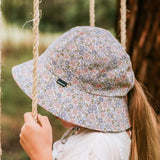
[52,130,131,160]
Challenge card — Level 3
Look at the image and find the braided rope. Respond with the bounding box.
[0,0,2,158]
[89,0,95,27]
[32,0,40,119]
[120,0,127,50]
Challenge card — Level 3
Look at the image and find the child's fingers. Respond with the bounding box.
[24,112,51,129]
[20,124,25,134]
[24,112,37,125]
[37,115,51,128]
[19,128,25,147]
[19,136,23,147]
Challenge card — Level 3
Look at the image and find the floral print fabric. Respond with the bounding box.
[12,26,135,132]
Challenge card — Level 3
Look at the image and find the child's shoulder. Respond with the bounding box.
[68,129,131,148]
[53,129,131,160]
[75,129,130,141]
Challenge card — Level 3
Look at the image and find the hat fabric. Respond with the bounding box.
[12,26,135,132]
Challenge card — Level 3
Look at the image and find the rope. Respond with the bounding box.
[89,0,95,27]
[120,0,127,50]
[32,0,40,119]
[0,0,2,158]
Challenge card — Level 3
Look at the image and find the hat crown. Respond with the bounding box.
[44,26,134,97]
[12,26,135,132]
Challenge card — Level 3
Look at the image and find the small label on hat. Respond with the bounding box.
[56,78,67,87]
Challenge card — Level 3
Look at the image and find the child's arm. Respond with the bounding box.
[19,112,53,160]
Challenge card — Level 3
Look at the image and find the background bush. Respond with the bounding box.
[2,0,116,32]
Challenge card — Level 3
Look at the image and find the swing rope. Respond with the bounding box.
[32,0,40,119]
[120,0,127,49]
[89,0,95,27]
[0,0,1,157]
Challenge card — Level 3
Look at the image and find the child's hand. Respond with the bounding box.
[20,112,53,160]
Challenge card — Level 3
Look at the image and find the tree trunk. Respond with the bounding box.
[116,0,160,114]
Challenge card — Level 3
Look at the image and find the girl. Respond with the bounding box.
[12,26,160,160]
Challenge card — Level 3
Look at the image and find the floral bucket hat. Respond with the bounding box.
[12,26,135,132]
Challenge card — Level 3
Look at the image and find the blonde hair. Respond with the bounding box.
[128,79,160,160]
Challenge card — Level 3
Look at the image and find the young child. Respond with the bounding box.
[12,26,160,160]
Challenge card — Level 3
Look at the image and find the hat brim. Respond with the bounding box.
[12,53,130,132]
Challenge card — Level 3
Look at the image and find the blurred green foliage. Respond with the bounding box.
[2,0,116,32]
[1,22,64,159]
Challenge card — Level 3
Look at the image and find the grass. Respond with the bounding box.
[1,18,66,160]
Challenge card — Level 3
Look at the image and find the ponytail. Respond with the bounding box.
[128,79,160,160]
